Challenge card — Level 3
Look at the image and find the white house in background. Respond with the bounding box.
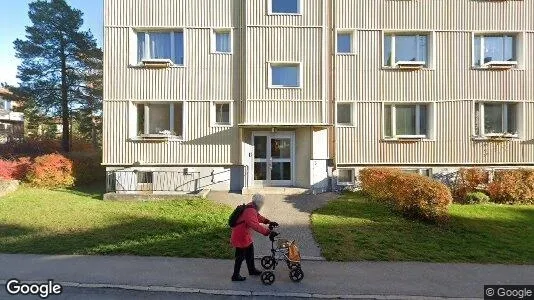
[0,88,24,143]
[103,0,534,195]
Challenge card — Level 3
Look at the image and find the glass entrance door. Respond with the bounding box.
[253,132,294,187]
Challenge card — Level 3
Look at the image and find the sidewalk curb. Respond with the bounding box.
[0,279,480,299]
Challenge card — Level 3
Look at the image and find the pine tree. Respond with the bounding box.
[13,0,102,152]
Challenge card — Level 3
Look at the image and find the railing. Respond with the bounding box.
[106,170,202,193]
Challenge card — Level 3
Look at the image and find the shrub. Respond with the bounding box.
[360,168,453,223]
[0,157,31,181]
[25,154,74,188]
[487,169,534,205]
[465,192,490,204]
[67,152,105,186]
[453,168,489,203]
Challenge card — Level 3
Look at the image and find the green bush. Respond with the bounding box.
[465,192,490,204]
[360,168,453,223]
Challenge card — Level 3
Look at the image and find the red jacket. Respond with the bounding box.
[230,203,271,248]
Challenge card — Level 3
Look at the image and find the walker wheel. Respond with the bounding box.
[261,256,276,270]
[289,268,304,282]
[287,262,300,270]
[261,271,275,285]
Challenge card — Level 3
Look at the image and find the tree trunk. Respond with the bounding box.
[60,42,70,152]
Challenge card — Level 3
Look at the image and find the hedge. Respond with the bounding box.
[453,168,489,203]
[360,168,453,223]
[487,169,534,204]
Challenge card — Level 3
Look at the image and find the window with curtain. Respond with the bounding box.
[337,32,353,54]
[136,103,183,137]
[214,30,231,53]
[384,104,430,138]
[337,103,352,125]
[137,31,184,65]
[271,0,299,14]
[270,64,300,88]
[475,102,519,136]
[214,103,231,125]
[383,33,429,67]
[473,34,516,66]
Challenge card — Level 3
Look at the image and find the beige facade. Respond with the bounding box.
[103,0,533,193]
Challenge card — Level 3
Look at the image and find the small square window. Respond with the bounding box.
[337,169,354,185]
[337,32,353,54]
[337,103,353,125]
[270,0,300,14]
[213,30,232,53]
[213,102,232,126]
[269,63,300,88]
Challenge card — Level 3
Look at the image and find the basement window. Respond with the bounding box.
[337,169,354,185]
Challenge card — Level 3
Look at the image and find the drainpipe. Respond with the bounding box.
[329,0,337,170]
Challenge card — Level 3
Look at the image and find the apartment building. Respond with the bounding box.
[0,88,24,143]
[103,0,533,194]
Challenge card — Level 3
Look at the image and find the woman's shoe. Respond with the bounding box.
[231,275,246,281]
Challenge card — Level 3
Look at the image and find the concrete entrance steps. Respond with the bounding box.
[242,187,311,195]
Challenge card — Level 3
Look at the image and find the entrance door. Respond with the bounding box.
[252,132,295,187]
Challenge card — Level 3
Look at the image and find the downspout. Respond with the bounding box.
[329,0,337,169]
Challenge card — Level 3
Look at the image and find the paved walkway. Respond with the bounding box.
[207,191,337,259]
[1,254,533,299]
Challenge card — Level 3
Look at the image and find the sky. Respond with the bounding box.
[0,0,103,86]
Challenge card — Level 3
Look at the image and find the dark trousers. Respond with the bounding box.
[233,244,256,276]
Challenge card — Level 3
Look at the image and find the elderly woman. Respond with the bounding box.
[230,194,278,281]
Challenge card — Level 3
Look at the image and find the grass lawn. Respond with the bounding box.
[312,192,534,264]
[0,185,234,258]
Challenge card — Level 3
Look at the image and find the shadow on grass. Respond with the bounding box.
[63,183,106,200]
[0,216,233,259]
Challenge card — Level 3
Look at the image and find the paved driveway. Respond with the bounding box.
[207,191,338,259]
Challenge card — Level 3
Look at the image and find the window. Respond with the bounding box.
[213,102,232,126]
[475,102,519,137]
[473,34,518,67]
[269,63,301,88]
[384,104,431,139]
[137,31,184,65]
[384,33,430,67]
[337,32,353,54]
[402,168,432,177]
[136,103,183,138]
[137,171,153,184]
[337,169,354,185]
[337,103,353,125]
[270,0,300,14]
[0,100,9,111]
[213,29,232,54]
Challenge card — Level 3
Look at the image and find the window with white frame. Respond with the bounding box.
[473,34,518,67]
[384,103,432,139]
[269,63,301,88]
[213,102,232,126]
[213,29,232,54]
[136,171,153,184]
[136,103,183,138]
[337,31,354,54]
[337,169,354,185]
[337,103,353,125]
[270,0,300,14]
[384,33,430,67]
[137,31,184,65]
[475,102,519,137]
